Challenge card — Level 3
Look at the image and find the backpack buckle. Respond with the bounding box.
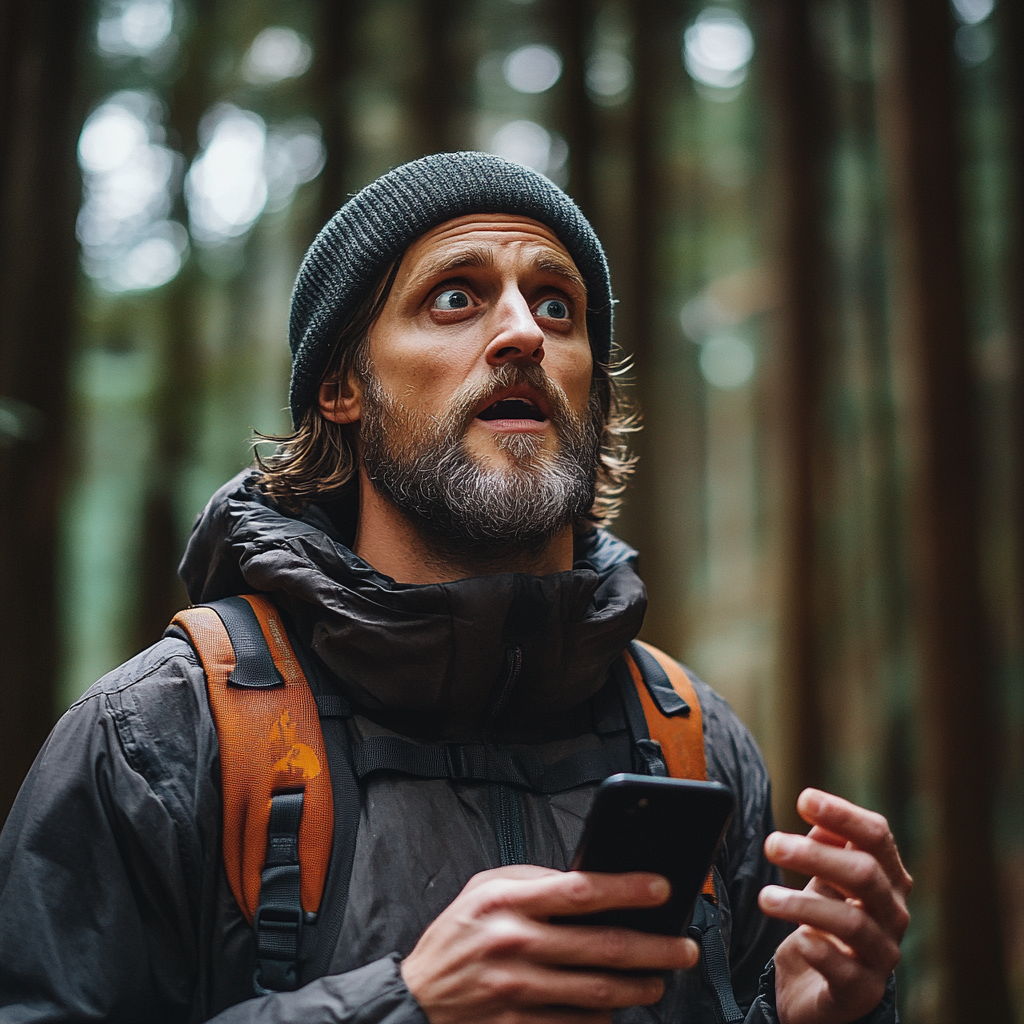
[255,903,304,958]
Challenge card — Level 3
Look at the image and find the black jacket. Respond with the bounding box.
[0,472,896,1024]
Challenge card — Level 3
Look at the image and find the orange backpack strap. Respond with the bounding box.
[621,640,706,781]
[620,640,716,900]
[169,595,334,930]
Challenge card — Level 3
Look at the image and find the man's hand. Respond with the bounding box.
[401,865,699,1024]
[759,789,912,1024]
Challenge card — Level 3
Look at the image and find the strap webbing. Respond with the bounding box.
[254,791,306,993]
[689,882,744,1024]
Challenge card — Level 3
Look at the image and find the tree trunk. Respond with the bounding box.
[876,0,1013,1016]
[0,0,86,822]
[755,0,832,827]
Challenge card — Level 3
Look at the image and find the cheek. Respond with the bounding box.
[551,345,594,411]
[367,327,467,401]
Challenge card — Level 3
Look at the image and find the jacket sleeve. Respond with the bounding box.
[208,956,425,1024]
[0,639,427,1024]
[743,964,898,1024]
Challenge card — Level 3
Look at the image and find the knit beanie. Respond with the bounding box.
[287,151,614,424]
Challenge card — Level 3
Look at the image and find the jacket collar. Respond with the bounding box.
[180,470,647,742]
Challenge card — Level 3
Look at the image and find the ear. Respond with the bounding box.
[318,369,363,425]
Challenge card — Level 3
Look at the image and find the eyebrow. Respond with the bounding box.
[410,246,495,289]
[534,253,587,295]
[409,245,587,296]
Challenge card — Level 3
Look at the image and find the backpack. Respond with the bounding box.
[168,593,743,1022]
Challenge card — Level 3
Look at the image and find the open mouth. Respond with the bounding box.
[476,398,547,422]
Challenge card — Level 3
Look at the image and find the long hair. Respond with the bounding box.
[255,267,638,526]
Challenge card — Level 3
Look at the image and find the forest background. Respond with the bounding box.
[1,0,1022,1020]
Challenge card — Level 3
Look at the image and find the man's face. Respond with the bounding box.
[352,214,600,559]
[365,214,593,462]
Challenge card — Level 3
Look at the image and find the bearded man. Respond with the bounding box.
[0,153,910,1024]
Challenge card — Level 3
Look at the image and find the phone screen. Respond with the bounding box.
[561,774,735,935]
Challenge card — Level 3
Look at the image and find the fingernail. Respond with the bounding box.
[759,888,781,909]
[802,789,823,815]
[649,877,670,901]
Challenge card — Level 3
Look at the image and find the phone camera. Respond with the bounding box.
[638,798,649,808]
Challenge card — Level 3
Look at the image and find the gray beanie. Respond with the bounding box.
[287,151,614,423]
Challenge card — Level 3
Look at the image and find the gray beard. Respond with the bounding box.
[358,363,601,566]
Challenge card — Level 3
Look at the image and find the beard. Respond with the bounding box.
[358,362,601,566]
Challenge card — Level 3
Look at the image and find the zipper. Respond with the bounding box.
[487,644,527,866]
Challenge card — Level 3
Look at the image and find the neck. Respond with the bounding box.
[352,467,575,583]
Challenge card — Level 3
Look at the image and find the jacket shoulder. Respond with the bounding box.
[69,634,202,705]
[55,636,218,820]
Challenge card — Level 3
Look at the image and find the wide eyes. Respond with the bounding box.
[434,289,471,310]
[431,290,571,320]
[535,298,569,319]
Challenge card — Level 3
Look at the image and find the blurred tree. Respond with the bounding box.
[878,0,1013,1017]
[410,0,473,156]
[755,0,832,830]
[0,0,85,822]
[1006,0,1024,656]
[548,0,598,221]
[133,0,220,651]
[622,0,691,658]
[313,0,363,225]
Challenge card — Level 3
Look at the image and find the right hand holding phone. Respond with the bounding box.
[401,865,699,1024]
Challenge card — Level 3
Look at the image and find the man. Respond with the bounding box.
[0,152,910,1024]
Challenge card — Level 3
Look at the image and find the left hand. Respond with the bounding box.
[758,788,912,1024]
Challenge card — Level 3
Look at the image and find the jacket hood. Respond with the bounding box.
[180,470,647,741]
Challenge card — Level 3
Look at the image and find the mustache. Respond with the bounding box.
[442,363,579,438]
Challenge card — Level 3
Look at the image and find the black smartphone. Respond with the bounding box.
[557,774,735,935]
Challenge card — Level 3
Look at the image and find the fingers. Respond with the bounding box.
[535,925,699,973]
[456,900,698,973]
[404,868,697,1024]
[758,887,900,974]
[776,926,889,1019]
[763,832,910,940]
[807,824,849,849]
[797,790,913,896]
[467,961,669,1011]
[472,870,674,922]
[463,866,563,892]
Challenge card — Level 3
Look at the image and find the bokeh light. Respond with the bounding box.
[585,51,633,104]
[96,0,175,57]
[185,107,269,245]
[955,22,995,64]
[951,0,995,25]
[683,7,755,95]
[243,27,314,85]
[699,334,756,389]
[503,45,563,94]
[77,91,186,292]
[489,120,568,181]
[185,105,325,246]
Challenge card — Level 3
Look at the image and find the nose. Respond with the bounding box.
[484,287,545,368]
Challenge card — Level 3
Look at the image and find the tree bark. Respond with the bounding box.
[622,0,689,656]
[876,0,1013,1016]
[755,0,832,826]
[0,0,86,822]
[548,0,598,221]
